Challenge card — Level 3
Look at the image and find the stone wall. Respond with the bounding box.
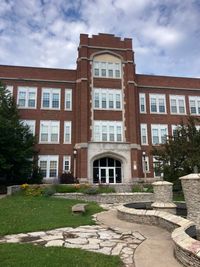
[54,192,154,204]
[117,205,200,267]
[7,185,21,195]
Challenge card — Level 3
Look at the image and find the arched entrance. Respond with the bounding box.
[93,157,122,184]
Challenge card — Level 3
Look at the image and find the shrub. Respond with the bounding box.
[28,166,43,184]
[20,184,43,196]
[132,185,143,192]
[84,187,98,195]
[42,186,56,197]
[59,172,77,184]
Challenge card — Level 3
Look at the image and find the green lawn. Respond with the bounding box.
[0,195,103,236]
[0,243,122,267]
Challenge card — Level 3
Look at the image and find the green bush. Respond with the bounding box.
[84,187,98,195]
[42,186,56,197]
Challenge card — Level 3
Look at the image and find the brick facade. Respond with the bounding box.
[1,33,200,184]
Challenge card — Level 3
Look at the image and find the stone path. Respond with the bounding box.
[0,224,145,267]
[96,209,183,267]
[0,203,183,267]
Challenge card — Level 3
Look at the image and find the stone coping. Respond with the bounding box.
[54,192,154,204]
[117,205,200,267]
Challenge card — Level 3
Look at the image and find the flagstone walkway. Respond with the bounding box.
[0,203,183,267]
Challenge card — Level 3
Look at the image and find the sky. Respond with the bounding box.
[0,0,200,77]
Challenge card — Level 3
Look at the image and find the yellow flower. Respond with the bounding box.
[20,183,29,190]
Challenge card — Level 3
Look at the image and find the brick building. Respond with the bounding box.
[1,33,200,184]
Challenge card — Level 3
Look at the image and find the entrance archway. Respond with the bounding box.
[93,157,122,184]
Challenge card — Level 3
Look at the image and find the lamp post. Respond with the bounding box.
[73,148,77,180]
[142,151,147,179]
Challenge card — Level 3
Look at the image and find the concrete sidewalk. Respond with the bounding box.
[96,209,183,267]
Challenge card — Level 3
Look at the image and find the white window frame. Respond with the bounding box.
[17,86,37,109]
[151,124,168,145]
[139,93,146,113]
[22,120,36,135]
[6,85,13,95]
[140,124,148,145]
[64,121,72,144]
[153,156,163,178]
[93,88,122,110]
[41,88,61,110]
[39,155,59,179]
[39,121,60,144]
[170,95,186,115]
[93,61,121,79]
[149,94,166,114]
[189,96,200,115]
[63,156,71,172]
[93,121,123,142]
[65,89,72,110]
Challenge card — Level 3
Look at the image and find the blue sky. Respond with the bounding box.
[0,0,200,77]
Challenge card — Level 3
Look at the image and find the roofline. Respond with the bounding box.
[136,73,200,80]
[0,64,76,72]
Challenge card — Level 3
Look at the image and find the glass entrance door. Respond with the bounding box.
[93,157,122,184]
[99,167,115,184]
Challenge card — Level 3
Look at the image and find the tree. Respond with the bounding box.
[0,81,40,186]
[152,117,200,185]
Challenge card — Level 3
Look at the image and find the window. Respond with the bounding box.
[65,89,72,110]
[93,89,122,110]
[6,85,13,95]
[171,125,182,137]
[170,95,186,114]
[22,120,36,135]
[139,93,146,113]
[40,121,60,143]
[189,96,200,115]
[140,124,148,145]
[93,61,121,78]
[93,121,123,142]
[153,156,163,177]
[150,94,166,114]
[17,87,37,108]
[39,155,58,179]
[41,88,60,109]
[143,156,149,172]
[151,124,168,145]
[64,121,72,143]
[63,156,71,172]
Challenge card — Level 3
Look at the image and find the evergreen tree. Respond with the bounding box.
[152,117,200,185]
[0,81,39,185]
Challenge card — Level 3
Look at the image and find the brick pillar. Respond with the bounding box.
[180,173,200,231]
[151,181,177,214]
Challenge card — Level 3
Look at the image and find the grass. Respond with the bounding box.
[132,184,153,193]
[173,191,185,201]
[0,243,123,267]
[0,194,103,236]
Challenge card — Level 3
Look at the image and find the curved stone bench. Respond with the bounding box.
[117,205,200,267]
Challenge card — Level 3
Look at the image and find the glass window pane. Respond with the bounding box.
[43,92,50,108]
[52,93,59,108]
[28,92,36,107]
